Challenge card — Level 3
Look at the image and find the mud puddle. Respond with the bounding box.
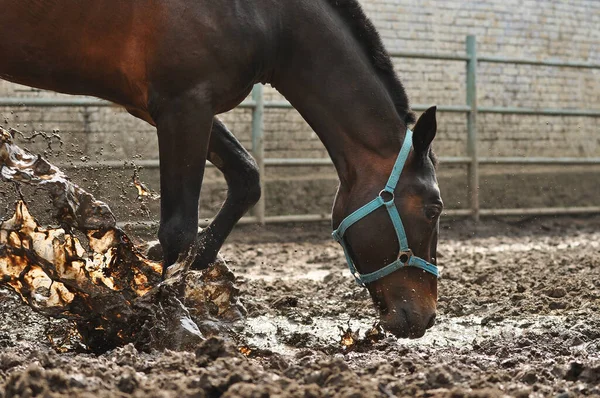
[242,269,334,282]
[244,314,570,356]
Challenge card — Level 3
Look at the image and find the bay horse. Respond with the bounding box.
[0,0,443,338]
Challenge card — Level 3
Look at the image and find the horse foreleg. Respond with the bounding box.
[154,92,213,269]
[191,118,261,270]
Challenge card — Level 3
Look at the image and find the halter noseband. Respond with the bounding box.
[332,129,440,286]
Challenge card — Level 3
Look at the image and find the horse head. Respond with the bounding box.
[332,106,442,338]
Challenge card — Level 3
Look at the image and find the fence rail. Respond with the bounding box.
[2,35,600,224]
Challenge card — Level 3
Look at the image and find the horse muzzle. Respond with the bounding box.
[379,301,437,339]
[372,268,438,339]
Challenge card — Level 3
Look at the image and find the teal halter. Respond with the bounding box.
[332,129,440,286]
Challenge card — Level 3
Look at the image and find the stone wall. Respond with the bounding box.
[1,0,599,222]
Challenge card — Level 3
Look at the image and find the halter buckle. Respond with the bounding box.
[398,249,413,264]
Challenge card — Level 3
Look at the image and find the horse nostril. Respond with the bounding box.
[426,313,436,329]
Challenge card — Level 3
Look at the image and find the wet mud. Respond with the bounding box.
[1,127,600,397]
[1,216,599,397]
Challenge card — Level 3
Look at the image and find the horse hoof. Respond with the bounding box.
[145,240,164,261]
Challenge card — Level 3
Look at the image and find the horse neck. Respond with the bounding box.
[268,3,407,191]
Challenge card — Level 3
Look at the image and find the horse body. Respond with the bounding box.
[0,1,151,109]
[0,0,442,338]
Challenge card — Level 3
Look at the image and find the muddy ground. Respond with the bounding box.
[1,215,599,397]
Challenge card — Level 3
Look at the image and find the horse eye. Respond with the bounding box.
[424,205,442,220]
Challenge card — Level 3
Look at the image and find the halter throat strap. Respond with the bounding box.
[331,129,440,286]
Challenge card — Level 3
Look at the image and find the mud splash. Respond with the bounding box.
[0,126,243,353]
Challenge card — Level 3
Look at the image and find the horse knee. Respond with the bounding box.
[232,157,261,206]
[244,160,261,206]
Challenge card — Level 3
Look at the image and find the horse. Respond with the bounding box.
[0,0,443,338]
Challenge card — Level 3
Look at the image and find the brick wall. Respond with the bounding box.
[1,0,599,220]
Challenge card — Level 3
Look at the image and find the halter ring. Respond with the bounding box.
[378,189,395,205]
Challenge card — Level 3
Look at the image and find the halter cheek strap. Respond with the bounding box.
[331,129,440,287]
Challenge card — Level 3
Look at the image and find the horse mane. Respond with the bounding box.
[326,0,416,126]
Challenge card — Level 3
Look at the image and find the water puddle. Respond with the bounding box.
[243,269,337,282]
[243,313,567,357]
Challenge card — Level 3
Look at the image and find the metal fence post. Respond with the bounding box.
[466,35,480,221]
[251,84,266,224]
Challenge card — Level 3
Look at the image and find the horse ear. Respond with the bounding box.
[412,106,437,153]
